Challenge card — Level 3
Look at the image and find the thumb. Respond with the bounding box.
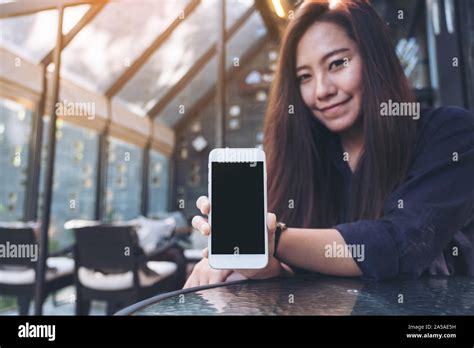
[267,213,277,237]
[202,247,209,259]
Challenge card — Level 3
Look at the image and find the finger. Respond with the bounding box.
[221,270,234,282]
[188,277,199,289]
[191,216,210,235]
[202,247,209,259]
[267,213,277,236]
[198,273,210,287]
[184,263,202,289]
[201,222,211,235]
[196,196,210,215]
[208,272,221,284]
[184,274,197,289]
[209,270,232,284]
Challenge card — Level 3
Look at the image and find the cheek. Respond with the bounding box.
[342,60,363,97]
[336,65,362,97]
[299,84,313,108]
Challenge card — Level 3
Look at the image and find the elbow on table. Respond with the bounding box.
[359,253,427,282]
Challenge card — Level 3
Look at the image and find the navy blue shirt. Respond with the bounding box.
[331,107,474,281]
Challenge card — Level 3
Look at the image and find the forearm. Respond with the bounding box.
[276,227,363,277]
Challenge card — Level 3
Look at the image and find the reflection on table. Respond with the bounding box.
[119,275,474,316]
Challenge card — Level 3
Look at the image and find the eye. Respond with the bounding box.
[329,58,348,71]
[297,74,311,83]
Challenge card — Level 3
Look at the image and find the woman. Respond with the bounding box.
[184,0,474,288]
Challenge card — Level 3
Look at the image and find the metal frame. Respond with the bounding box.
[140,145,150,217]
[215,0,226,148]
[96,100,113,221]
[94,133,107,220]
[34,5,65,316]
[457,0,474,111]
[140,119,154,217]
[105,0,201,99]
[24,66,47,222]
[115,278,247,315]
[174,34,272,132]
[0,0,106,19]
[167,153,175,214]
[40,2,108,66]
[426,0,465,107]
[148,5,256,119]
[254,0,283,41]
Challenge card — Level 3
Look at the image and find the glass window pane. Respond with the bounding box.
[61,0,190,93]
[148,150,169,216]
[38,120,99,250]
[0,99,33,221]
[0,5,90,64]
[116,0,254,115]
[106,137,142,221]
[157,11,267,126]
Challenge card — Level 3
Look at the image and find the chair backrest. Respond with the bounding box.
[73,224,142,273]
[0,226,37,268]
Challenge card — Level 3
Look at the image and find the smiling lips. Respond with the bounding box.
[318,97,352,113]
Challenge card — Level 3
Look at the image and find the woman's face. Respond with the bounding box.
[296,21,363,133]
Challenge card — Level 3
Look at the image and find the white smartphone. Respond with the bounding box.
[208,148,268,269]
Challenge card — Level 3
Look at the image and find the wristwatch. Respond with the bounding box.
[274,222,287,258]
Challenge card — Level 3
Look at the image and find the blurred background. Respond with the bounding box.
[0,0,473,315]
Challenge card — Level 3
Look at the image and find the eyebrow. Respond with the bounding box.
[296,47,350,72]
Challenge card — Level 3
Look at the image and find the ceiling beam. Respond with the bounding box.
[148,5,256,120]
[173,85,214,132]
[174,34,272,132]
[40,2,107,66]
[104,0,201,99]
[254,0,282,42]
[0,0,106,19]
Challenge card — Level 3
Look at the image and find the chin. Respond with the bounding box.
[316,113,358,133]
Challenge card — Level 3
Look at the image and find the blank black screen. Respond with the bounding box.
[211,162,265,254]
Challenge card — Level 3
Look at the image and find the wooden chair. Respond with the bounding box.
[0,223,74,315]
[69,221,180,315]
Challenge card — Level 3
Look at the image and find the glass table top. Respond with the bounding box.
[120,275,474,316]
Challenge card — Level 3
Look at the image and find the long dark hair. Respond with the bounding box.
[264,0,417,228]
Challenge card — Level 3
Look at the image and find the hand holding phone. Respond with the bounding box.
[184,148,284,288]
[189,195,280,282]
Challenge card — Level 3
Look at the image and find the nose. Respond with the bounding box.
[315,73,337,105]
